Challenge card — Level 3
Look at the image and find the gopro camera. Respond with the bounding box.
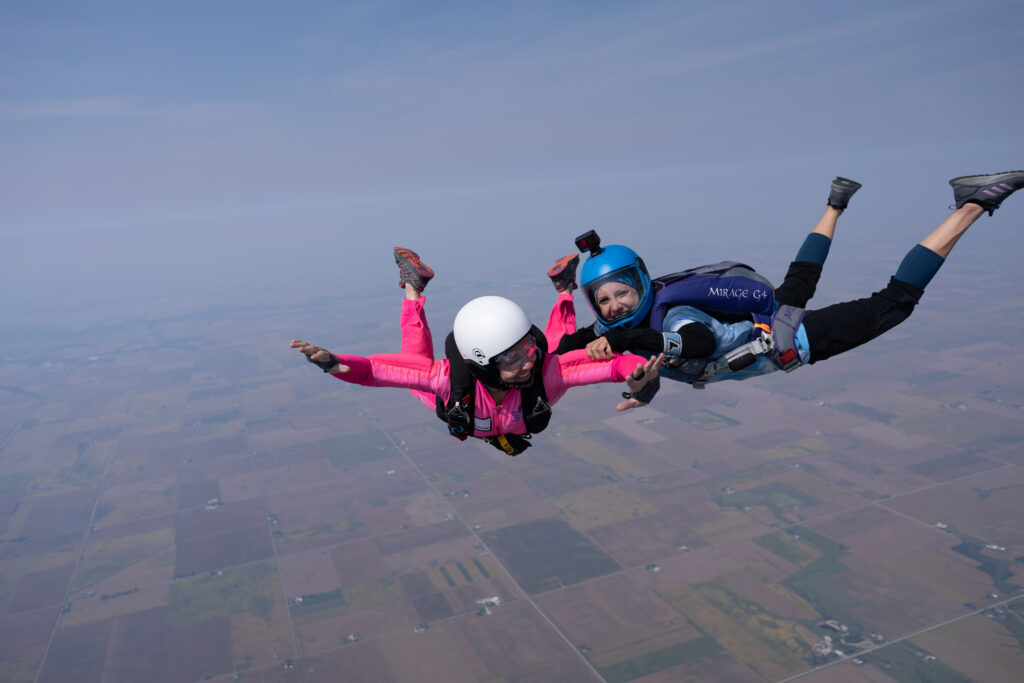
[574,229,603,257]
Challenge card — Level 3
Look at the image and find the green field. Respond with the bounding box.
[289,578,403,625]
[172,561,280,625]
[596,635,722,683]
[864,641,975,683]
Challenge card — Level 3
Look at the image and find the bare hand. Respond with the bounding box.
[586,336,614,360]
[618,354,663,411]
[290,339,348,374]
[615,397,646,412]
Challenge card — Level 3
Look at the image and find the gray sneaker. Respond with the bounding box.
[827,177,862,210]
[394,247,434,291]
[950,171,1024,216]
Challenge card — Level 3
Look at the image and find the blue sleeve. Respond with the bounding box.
[663,305,755,357]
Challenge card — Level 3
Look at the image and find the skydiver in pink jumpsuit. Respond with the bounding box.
[292,248,661,454]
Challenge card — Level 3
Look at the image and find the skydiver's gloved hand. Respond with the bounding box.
[618,354,664,412]
[290,339,348,374]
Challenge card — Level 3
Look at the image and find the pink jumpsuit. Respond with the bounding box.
[328,294,642,440]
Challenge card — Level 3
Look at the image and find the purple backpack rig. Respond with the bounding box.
[648,261,776,331]
[647,261,804,382]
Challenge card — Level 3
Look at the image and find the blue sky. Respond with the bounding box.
[2,0,1023,317]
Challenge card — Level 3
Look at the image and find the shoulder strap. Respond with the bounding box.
[519,325,552,435]
[436,332,474,440]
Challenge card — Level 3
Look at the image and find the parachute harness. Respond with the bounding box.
[669,304,807,389]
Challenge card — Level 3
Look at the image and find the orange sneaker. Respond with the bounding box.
[546,254,579,292]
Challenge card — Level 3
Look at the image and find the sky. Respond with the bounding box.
[2,0,1023,328]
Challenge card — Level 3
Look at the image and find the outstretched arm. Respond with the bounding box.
[291,339,350,375]
[291,339,446,395]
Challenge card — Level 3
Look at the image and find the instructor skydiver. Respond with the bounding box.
[543,171,1024,407]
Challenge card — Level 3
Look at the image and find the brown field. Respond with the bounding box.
[658,585,816,682]
[690,451,770,482]
[36,614,113,683]
[378,627,485,683]
[650,539,802,588]
[403,440,472,467]
[300,639,402,683]
[398,569,434,598]
[552,483,656,531]
[535,572,693,653]
[380,536,488,578]
[895,409,1024,451]
[175,496,267,541]
[0,607,54,669]
[7,562,75,614]
[266,484,369,552]
[689,505,768,545]
[635,650,765,683]
[217,470,260,502]
[586,513,708,567]
[882,545,995,605]
[829,559,978,636]
[97,606,171,682]
[722,567,818,620]
[881,465,1024,549]
[439,599,576,680]
[175,478,220,510]
[53,425,122,448]
[909,452,1003,481]
[912,612,1024,683]
[442,573,517,614]
[444,472,543,518]
[411,591,453,621]
[734,427,807,449]
[253,459,344,496]
[297,599,418,654]
[417,447,498,487]
[519,456,612,499]
[636,455,711,490]
[61,553,173,627]
[799,447,935,499]
[400,490,451,526]
[374,519,467,555]
[551,433,651,481]
[164,616,234,682]
[250,438,325,468]
[71,526,174,592]
[278,548,341,599]
[808,504,904,542]
[0,540,81,613]
[230,602,295,671]
[175,525,275,575]
[19,489,93,538]
[328,538,393,584]
[89,511,173,540]
[586,627,704,668]
[465,497,563,532]
[816,512,943,562]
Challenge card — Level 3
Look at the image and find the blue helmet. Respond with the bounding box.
[577,234,653,329]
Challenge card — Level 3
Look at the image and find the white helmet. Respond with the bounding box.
[453,296,532,367]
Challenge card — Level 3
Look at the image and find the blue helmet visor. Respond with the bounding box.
[583,265,648,325]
